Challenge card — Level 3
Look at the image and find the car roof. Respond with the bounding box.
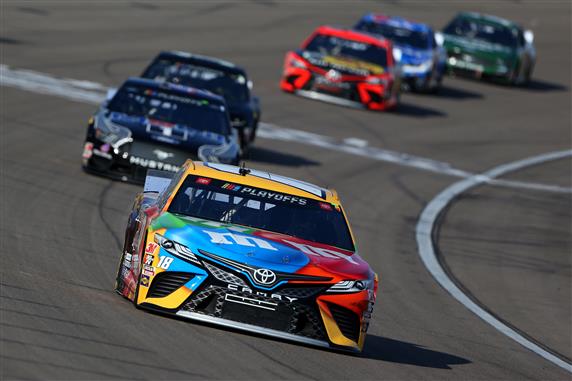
[123,77,226,104]
[455,11,521,29]
[154,51,247,76]
[179,161,339,203]
[360,13,433,33]
[311,25,392,49]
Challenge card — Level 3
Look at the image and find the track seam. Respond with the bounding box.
[416,149,572,373]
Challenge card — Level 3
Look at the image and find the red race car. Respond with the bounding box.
[281,26,401,111]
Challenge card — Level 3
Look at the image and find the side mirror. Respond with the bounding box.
[106,88,117,101]
[434,32,445,47]
[524,30,534,44]
[143,205,159,218]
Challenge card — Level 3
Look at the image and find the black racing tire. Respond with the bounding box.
[249,119,259,143]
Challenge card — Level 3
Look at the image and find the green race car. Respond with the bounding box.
[440,12,535,85]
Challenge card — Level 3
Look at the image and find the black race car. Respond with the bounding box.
[82,77,240,183]
[141,51,260,150]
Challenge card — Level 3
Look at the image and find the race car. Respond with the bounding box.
[82,78,240,183]
[141,51,260,150]
[115,161,378,352]
[441,12,535,85]
[354,13,446,93]
[280,25,400,111]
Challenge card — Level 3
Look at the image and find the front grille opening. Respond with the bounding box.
[328,303,361,343]
[366,90,382,103]
[194,292,218,315]
[147,272,194,298]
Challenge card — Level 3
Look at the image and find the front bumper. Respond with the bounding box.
[129,241,375,352]
[280,67,398,111]
[82,138,192,184]
[446,54,511,80]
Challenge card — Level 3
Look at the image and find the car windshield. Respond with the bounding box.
[444,17,518,48]
[107,83,230,135]
[168,175,355,251]
[355,21,431,49]
[143,58,249,104]
[305,33,388,67]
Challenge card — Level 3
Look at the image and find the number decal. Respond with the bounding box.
[157,256,174,270]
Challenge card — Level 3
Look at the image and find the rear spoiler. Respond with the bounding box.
[143,169,175,194]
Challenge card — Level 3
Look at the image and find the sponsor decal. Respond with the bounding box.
[123,252,132,269]
[100,143,111,153]
[144,253,154,266]
[82,142,94,159]
[222,183,242,191]
[196,177,212,185]
[238,187,307,206]
[145,242,158,255]
[224,293,278,311]
[283,240,358,265]
[203,230,278,251]
[227,283,297,303]
[142,265,155,277]
[153,149,174,160]
[129,156,180,172]
[141,275,150,287]
[93,148,112,160]
[253,268,277,285]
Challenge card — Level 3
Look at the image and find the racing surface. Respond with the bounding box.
[1,1,571,380]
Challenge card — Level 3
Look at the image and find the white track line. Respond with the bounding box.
[416,149,572,373]
[1,64,571,193]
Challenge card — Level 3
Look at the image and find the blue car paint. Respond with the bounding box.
[355,14,446,83]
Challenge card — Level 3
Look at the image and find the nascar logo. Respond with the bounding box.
[222,183,242,191]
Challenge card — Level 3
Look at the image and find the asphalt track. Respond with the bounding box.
[1,1,571,380]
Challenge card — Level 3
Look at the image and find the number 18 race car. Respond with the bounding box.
[115,161,378,352]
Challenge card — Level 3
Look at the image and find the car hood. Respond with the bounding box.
[394,44,433,65]
[106,111,228,152]
[298,50,387,77]
[151,212,371,279]
[443,34,516,61]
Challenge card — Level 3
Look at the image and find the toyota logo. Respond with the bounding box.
[253,268,277,285]
[325,69,341,82]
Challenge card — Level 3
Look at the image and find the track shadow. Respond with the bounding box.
[0,37,26,45]
[448,73,567,93]
[361,335,471,369]
[437,84,484,100]
[247,146,320,167]
[522,79,568,93]
[395,102,447,118]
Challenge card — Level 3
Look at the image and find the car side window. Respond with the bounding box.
[158,167,187,210]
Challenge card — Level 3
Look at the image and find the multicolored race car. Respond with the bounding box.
[115,161,378,352]
[141,51,261,150]
[82,78,240,183]
[441,12,535,85]
[354,13,446,93]
[280,26,400,111]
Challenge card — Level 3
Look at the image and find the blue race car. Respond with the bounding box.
[82,78,240,183]
[354,13,446,93]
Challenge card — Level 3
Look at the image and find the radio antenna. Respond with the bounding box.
[239,161,251,176]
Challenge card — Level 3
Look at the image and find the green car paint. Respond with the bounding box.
[441,12,535,84]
